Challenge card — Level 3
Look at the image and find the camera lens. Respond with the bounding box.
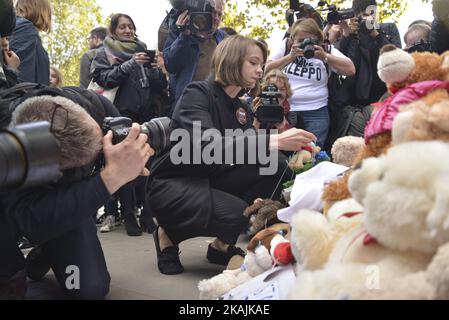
[140,117,172,154]
[0,121,60,189]
[303,45,315,59]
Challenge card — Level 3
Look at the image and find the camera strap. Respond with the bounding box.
[269,159,294,201]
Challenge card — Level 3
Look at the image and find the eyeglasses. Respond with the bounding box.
[50,104,69,133]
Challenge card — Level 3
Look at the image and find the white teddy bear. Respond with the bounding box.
[288,141,449,299]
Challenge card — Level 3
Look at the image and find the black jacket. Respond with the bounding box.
[431,19,449,54]
[337,23,401,107]
[1,87,119,280]
[91,48,168,123]
[147,80,270,241]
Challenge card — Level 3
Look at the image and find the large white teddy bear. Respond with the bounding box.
[288,141,449,299]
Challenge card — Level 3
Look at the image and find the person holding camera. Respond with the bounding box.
[163,0,226,115]
[403,23,431,53]
[2,90,154,299]
[336,0,401,108]
[430,0,449,54]
[266,18,355,147]
[91,13,167,236]
[148,35,316,275]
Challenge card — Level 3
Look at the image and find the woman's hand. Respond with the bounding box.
[269,128,316,151]
[134,52,150,65]
[348,18,360,35]
[289,42,304,60]
[313,45,328,61]
[3,50,20,70]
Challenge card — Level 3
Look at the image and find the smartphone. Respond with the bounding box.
[144,50,156,63]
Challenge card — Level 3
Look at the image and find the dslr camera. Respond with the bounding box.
[254,84,284,126]
[0,121,60,190]
[103,116,172,155]
[299,38,320,59]
[170,0,215,33]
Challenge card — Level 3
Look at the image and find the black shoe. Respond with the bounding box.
[124,216,142,237]
[140,216,157,234]
[206,244,246,266]
[25,246,51,281]
[153,226,184,275]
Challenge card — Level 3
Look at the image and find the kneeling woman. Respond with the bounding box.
[147,35,316,275]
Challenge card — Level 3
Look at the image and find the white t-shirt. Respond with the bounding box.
[271,39,350,112]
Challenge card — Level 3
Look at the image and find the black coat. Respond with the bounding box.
[91,48,168,123]
[147,80,270,242]
[337,23,401,107]
[9,17,49,86]
[431,19,449,54]
[1,87,119,279]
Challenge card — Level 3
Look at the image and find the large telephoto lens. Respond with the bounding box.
[140,117,172,154]
[0,121,60,190]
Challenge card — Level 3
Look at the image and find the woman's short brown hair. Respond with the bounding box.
[211,35,268,88]
[262,69,293,99]
[50,66,63,88]
[15,0,52,33]
[291,18,324,44]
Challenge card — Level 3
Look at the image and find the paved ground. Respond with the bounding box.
[26,223,249,300]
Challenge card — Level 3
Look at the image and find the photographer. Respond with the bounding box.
[3,93,153,299]
[163,0,226,115]
[403,23,431,52]
[266,18,355,147]
[337,0,401,107]
[430,0,449,54]
[148,35,316,275]
[91,13,167,236]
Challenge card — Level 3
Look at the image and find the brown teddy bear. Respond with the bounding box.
[243,198,285,236]
[288,143,321,171]
[322,47,449,208]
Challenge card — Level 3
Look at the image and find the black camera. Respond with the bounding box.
[405,39,431,53]
[326,5,355,25]
[299,38,320,59]
[254,84,284,126]
[0,121,60,190]
[170,0,215,33]
[289,0,324,29]
[102,116,172,154]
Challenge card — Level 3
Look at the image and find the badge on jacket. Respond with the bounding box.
[236,107,248,126]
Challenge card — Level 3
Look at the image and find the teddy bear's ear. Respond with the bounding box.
[442,51,449,71]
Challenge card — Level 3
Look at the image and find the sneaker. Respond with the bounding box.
[100,215,115,233]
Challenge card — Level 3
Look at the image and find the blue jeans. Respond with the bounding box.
[296,106,330,148]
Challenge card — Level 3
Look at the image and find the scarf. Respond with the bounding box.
[103,36,147,64]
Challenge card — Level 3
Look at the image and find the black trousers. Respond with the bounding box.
[184,152,292,245]
[41,219,110,300]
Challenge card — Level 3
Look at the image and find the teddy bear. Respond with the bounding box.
[393,88,449,145]
[288,141,449,299]
[243,198,285,236]
[288,143,321,172]
[198,224,291,300]
[321,47,449,207]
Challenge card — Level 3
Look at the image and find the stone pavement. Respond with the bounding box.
[26,224,249,300]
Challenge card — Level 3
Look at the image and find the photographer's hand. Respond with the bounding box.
[100,124,154,194]
[289,43,304,59]
[269,128,316,151]
[348,18,359,35]
[3,50,20,70]
[340,20,351,38]
[176,10,191,36]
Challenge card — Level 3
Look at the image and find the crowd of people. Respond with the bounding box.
[1,0,449,299]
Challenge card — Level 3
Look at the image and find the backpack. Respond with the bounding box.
[323,104,373,152]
